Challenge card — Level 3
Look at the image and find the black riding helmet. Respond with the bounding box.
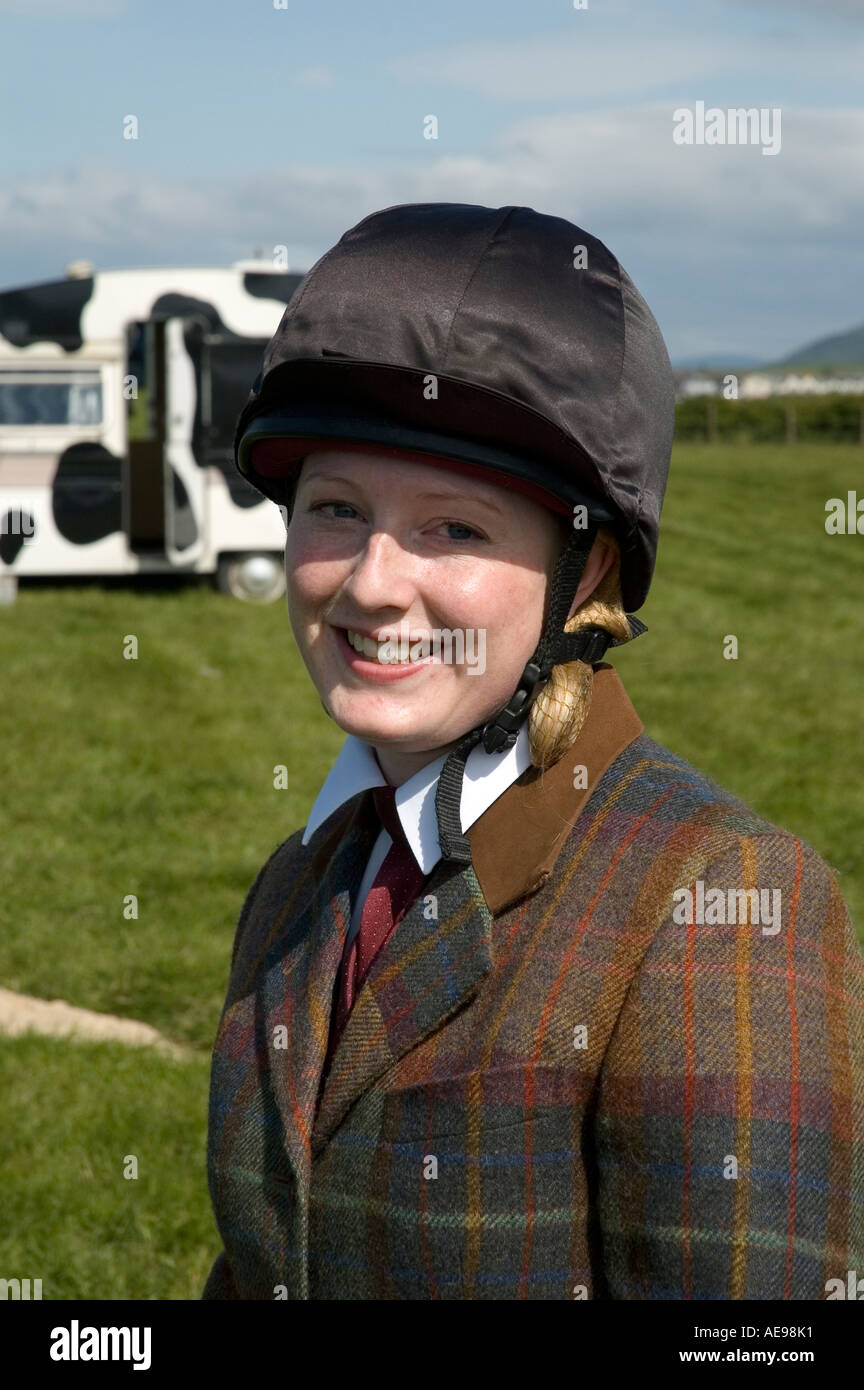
[233,203,676,865]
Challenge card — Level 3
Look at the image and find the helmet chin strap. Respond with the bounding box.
[434,521,647,865]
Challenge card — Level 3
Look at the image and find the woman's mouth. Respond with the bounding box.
[334,626,436,682]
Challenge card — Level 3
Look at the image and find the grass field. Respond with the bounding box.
[1,442,863,1299]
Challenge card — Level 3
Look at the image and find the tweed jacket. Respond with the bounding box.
[203,666,864,1300]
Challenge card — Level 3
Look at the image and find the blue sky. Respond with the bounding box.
[1,0,862,361]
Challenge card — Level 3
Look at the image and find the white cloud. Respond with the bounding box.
[383,27,864,103]
[3,102,861,261]
[486,104,864,242]
[1,103,860,357]
[2,105,861,260]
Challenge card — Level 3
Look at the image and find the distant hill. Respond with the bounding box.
[673,322,864,373]
[779,322,864,369]
[673,353,768,370]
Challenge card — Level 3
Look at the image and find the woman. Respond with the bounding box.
[203,202,864,1300]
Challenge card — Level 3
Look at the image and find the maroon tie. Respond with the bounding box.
[328,785,427,1055]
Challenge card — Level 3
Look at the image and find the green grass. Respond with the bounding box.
[613,444,864,911]
[1,441,862,1298]
[0,1035,215,1299]
[0,574,344,1049]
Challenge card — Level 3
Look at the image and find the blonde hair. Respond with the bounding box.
[528,527,634,770]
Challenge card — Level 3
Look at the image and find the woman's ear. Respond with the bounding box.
[566,537,615,622]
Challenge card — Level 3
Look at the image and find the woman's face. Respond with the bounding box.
[284,448,590,784]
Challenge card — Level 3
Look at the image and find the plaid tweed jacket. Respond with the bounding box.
[203,666,864,1300]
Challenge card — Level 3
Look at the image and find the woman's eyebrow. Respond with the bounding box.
[302,473,505,517]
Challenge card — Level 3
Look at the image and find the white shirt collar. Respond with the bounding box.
[301,721,533,875]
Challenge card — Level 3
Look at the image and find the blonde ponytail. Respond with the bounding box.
[528,528,634,770]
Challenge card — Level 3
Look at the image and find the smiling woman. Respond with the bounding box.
[282,445,620,785]
[203,202,864,1302]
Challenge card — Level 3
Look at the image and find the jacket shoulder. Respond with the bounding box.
[589,741,864,1296]
[567,730,858,949]
[224,799,361,985]
[597,729,833,858]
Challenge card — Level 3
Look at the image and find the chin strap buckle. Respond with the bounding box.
[479,617,647,756]
[481,659,553,754]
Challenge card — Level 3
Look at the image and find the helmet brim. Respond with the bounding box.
[236,406,619,525]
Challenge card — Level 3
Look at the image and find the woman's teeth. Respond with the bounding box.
[346,629,427,664]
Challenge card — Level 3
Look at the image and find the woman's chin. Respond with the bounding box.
[322,696,453,750]
[330,710,433,746]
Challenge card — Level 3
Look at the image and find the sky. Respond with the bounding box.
[0,0,862,363]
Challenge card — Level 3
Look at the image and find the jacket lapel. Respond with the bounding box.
[261,791,379,1195]
[312,852,493,1151]
[469,665,644,913]
[312,667,642,1148]
[272,664,643,1168]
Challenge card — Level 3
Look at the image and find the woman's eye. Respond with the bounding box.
[310,501,359,520]
[308,502,481,541]
[440,521,480,542]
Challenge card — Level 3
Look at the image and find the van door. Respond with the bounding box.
[162,316,205,567]
[124,317,166,552]
[124,315,205,566]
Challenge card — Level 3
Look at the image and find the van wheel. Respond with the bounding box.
[216,553,285,603]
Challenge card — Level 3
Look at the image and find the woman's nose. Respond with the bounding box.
[340,530,417,611]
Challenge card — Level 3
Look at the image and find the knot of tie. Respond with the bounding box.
[372,784,406,845]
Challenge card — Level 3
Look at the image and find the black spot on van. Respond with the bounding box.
[243,272,304,305]
[0,277,95,352]
[52,442,123,544]
[0,510,35,565]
